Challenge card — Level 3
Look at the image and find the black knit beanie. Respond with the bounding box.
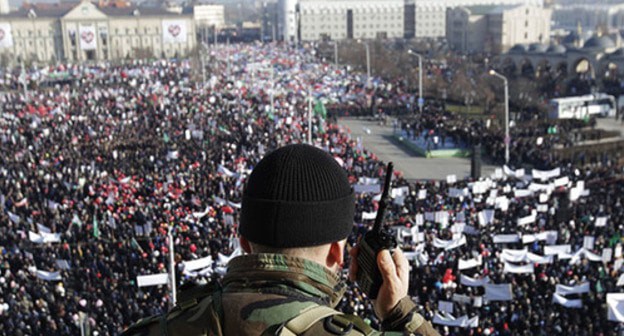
[240,144,355,248]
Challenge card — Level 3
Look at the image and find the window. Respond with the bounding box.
[524,32,528,39]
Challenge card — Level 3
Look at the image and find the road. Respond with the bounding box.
[338,117,497,181]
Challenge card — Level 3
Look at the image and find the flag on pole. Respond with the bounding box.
[93,216,100,238]
[314,100,327,118]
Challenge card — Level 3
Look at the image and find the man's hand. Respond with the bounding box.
[348,247,410,321]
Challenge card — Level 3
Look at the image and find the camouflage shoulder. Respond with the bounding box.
[295,311,380,336]
[121,282,223,336]
[120,314,164,336]
[300,313,432,336]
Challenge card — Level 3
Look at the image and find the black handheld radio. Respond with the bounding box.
[355,162,398,299]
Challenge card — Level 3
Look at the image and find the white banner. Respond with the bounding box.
[217,248,242,265]
[449,188,468,198]
[458,257,481,270]
[532,168,560,181]
[493,234,520,244]
[555,283,589,296]
[570,248,603,263]
[595,216,608,227]
[495,196,509,212]
[514,189,533,198]
[485,283,513,301]
[477,210,495,226]
[517,210,537,226]
[527,253,553,264]
[544,244,571,256]
[358,177,379,185]
[433,235,466,250]
[182,256,213,272]
[460,274,490,287]
[391,186,409,198]
[433,312,478,328]
[162,20,188,44]
[522,231,557,245]
[0,23,14,49]
[552,293,582,308]
[217,165,238,177]
[36,270,62,281]
[79,25,97,50]
[354,184,381,194]
[37,223,51,234]
[137,273,169,287]
[500,248,528,263]
[362,211,377,220]
[438,300,454,314]
[503,262,534,274]
[417,189,427,200]
[607,293,624,322]
[55,259,71,270]
[29,231,61,244]
[554,176,570,188]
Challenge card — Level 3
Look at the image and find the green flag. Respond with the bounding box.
[314,100,327,118]
[163,132,170,144]
[72,214,82,227]
[93,216,100,238]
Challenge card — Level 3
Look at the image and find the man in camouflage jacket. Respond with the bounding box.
[123,144,439,336]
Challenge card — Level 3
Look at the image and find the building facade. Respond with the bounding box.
[552,3,624,32]
[0,1,198,62]
[296,0,404,41]
[446,4,551,53]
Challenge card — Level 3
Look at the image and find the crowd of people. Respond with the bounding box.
[395,104,623,169]
[0,43,623,335]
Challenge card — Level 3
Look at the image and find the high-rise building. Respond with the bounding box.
[279,0,547,43]
[446,4,551,53]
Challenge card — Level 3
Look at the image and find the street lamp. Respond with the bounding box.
[331,41,338,66]
[408,49,424,113]
[357,39,370,82]
[489,69,510,164]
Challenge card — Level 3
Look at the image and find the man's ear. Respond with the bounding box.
[240,236,252,254]
[326,240,346,269]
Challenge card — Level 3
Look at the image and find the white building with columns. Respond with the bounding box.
[0,0,197,62]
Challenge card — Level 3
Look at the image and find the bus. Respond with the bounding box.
[549,93,616,119]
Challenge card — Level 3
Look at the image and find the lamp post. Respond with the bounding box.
[357,39,370,83]
[408,49,423,113]
[489,70,510,164]
[167,226,177,307]
[308,89,313,144]
[332,41,338,65]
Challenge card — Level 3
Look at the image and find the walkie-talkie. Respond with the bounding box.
[356,162,398,299]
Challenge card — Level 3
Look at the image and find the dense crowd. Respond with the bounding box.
[0,43,623,335]
[396,103,623,169]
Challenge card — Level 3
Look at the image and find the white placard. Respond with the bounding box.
[607,293,624,322]
[79,25,97,50]
[0,23,14,48]
[137,273,169,287]
[162,20,188,44]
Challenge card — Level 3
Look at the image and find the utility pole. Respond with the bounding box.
[168,226,177,307]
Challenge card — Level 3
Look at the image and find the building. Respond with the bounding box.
[501,33,624,79]
[414,0,446,39]
[446,4,551,53]
[278,0,404,42]
[0,0,197,62]
[552,3,624,32]
[192,4,225,28]
[279,0,547,43]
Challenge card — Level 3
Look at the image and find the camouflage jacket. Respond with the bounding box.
[122,254,439,336]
